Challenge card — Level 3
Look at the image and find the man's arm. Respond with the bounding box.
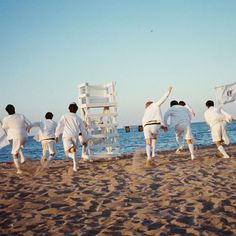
[55,116,64,143]
[156,86,172,106]
[220,108,234,123]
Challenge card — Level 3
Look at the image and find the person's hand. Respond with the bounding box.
[168,86,173,92]
[161,126,168,132]
[55,137,59,143]
[229,116,234,123]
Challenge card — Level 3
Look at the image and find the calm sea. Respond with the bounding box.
[0,122,235,162]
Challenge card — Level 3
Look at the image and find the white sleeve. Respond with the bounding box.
[185,104,195,118]
[55,116,65,137]
[156,88,172,106]
[163,109,171,126]
[220,108,233,122]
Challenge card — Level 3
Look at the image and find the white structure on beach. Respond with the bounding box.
[78,82,120,159]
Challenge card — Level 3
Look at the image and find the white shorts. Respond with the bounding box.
[62,137,78,152]
[10,137,26,155]
[174,123,193,142]
[143,124,161,139]
[211,122,229,143]
[41,140,56,155]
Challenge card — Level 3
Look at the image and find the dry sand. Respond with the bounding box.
[0,144,236,235]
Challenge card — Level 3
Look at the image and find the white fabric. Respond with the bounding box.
[142,88,172,127]
[185,104,195,119]
[62,137,78,152]
[11,137,26,155]
[33,119,57,141]
[174,123,193,143]
[204,107,232,143]
[164,105,192,128]
[143,124,161,139]
[215,82,236,105]
[151,139,156,157]
[146,144,151,160]
[204,107,232,128]
[2,114,31,140]
[55,112,88,140]
[41,140,56,155]
[0,125,10,149]
[218,145,229,158]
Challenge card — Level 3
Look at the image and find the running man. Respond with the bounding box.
[2,104,32,174]
[142,86,172,167]
[33,112,57,168]
[204,100,234,159]
[164,100,196,160]
[55,102,88,171]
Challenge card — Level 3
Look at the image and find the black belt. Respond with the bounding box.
[144,121,161,127]
[42,138,55,141]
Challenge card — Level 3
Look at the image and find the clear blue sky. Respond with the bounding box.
[1,0,236,126]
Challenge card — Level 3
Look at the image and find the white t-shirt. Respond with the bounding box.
[33,119,57,141]
[142,89,171,127]
[204,106,232,128]
[55,112,86,139]
[2,113,31,140]
[164,105,192,128]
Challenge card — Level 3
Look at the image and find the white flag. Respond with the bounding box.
[215,82,236,105]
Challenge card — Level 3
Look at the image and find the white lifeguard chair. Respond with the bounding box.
[78,82,120,160]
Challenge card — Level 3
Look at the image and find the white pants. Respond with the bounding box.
[41,140,56,156]
[143,124,161,139]
[211,121,229,144]
[10,137,26,155]
[174,122,193,144]
[62,137,78,152]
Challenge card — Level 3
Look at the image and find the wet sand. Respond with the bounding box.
[0,144,236,235]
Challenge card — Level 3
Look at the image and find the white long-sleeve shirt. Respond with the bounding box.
[33,119,57,141]
[142,89,172,127]
[55,112,87,139]
[2,113,31,140]
[204,106,233,128]
[164,105,192,128]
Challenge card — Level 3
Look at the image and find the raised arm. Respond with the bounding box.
[156,86,172,106]
[220,108,234,123]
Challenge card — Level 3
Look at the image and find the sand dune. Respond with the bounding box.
[0,144,236,235]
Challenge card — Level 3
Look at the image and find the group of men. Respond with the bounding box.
[1,103,88,174]
[1,87,234,174]
[142,87,234,167]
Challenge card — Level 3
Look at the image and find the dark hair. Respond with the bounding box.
[179,101,186,106]
[45,112,53,119]
[69,103,78,113]
[206,100,214,108]
[170,100,178,107]
[5,104,15,115]
[145,101,153,108]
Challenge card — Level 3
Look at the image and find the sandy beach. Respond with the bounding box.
[0,144,236,235]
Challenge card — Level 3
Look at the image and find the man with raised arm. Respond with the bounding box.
[142,87,172,167]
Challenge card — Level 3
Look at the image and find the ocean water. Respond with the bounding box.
[0,122,235,162]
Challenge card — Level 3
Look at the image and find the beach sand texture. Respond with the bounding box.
[0,145,236,235]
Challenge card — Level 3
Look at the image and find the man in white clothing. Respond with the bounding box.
[2,104,32,174]
[142,87,172,167]
[164,100,196,160]
[204,100,234,159]
[33,112,57,168]
[55,103,88,171]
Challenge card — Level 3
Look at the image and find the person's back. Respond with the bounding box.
[3,113,30,139]
[41,119,57,139]
[58,112,83,138]
[164,105,191,128]
[204,106,225,127]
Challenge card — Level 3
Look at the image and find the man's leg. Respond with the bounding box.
[216,141,230,158]
[66,147,77,171]
[186,139,195,160]
[151,134,157,158]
